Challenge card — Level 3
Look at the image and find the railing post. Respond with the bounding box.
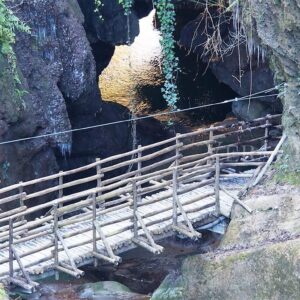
[58,172,63,221]
[9,218,14,278]
[214,156,220,216]
[175,133,181,168]
[137,145,142,203]
[172,168,178,226]
[92,193,98,267]
[53,203,59,280]
[18,182,24,221]
[208,125,214,164]
[264,115,271,150]
[96,158,104,210]
[132,179,138,239]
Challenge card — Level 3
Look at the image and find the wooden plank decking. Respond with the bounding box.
[0,114,282,289]
[0,182,235,280]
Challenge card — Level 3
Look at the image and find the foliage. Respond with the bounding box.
[94,0,104,20]
[155,0,179,111]
[273,153,300,185]
[0,0,30,86]
[95,0,133,17]
[118,0,134,15]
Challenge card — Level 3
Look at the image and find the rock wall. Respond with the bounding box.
[152,192,300,300]
[245,0,300,170]
[177,3,282,121]
[0,0,153,191]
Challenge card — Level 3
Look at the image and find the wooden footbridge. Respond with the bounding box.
[0,114,282,291]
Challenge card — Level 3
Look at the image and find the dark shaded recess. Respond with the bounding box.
[79,231,222,295]
[139,5,236,122]
[91,40,115,75]
[134,45,236,122]
[56,98,173,196]
[174,6,204,41]
[176,47,235,122]
[78,0,140,45]
[133,0,153,18]
[178,5,282,120]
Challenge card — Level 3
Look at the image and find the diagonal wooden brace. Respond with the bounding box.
[173,193,201,240]
[11,245,39,290]
[93,220,122,265]
[55,230,84,278]
[132,212,164,254]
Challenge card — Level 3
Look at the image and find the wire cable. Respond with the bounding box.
[0,85,283,146]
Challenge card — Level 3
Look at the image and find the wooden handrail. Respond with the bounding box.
[0,113,283,241]
[0,114,282,197]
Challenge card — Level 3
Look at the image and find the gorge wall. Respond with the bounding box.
[1,0,298,189]
[245,0,300,171]
[0,0,156,190]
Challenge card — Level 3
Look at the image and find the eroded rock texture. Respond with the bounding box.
[177,3,282,121]
[247,0,300,169]
[0,0,149,191]
[152,193,300,300]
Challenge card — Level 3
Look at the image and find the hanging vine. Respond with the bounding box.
[95,0,179,110]
[154,0,179,111]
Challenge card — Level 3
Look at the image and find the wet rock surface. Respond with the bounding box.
[0,0,151,201]
[8,234,221,300]
[247,0,300,169]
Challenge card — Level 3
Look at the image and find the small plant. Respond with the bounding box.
[273,153,300,185]
[0,1,30,82]
[95,0,133,19]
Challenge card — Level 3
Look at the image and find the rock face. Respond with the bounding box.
[178,4,282,121]
[77,281,149,300]
[244,0,300,169]
[152,193,300,299]
[0,0,153,193]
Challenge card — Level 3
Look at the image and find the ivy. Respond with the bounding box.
[154,0,179,111]
[0,0,30,92]
[95,0,133,17]
[118,0,134,15]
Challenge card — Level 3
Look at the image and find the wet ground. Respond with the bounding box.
[8,231,222,299]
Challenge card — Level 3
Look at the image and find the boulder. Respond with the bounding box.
[77,281,149,300]
[0,284,8,300]
[152,193,300,299]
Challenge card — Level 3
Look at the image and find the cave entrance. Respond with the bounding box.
[99,10,238,127]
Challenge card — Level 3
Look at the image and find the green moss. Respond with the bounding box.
[273,152,300,184]
[0,52,25,118]
[0,285,7,300]
[171,240,300,299]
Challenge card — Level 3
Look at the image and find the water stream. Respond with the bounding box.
[9,232,222,299]
[99,10,164,113]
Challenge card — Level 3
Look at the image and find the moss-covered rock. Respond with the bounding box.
[0,284,8,300]
[152,194,300,299]
[151,274,185,300]
[0,53,23,124]
[77,281,149,300]
[178,239,300,300]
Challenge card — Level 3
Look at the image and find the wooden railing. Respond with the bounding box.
[0,114,281,228]
[0,114,283,289]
